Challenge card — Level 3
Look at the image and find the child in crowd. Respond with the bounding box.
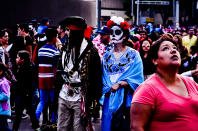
[0,62,11,131]
[12,50,39,131]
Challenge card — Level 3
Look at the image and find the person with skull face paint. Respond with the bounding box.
[57,16,102,131]
[101,16,144,131]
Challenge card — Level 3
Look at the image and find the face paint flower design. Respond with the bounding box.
[106,16,129,30]
[106,16,130,45]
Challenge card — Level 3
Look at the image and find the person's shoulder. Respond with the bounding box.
[0,77,11,86]
[92,35,100,43]
[127,46,139,54]
[25,64,33,72]
[38,45,59,57]
[182,35,188,40]
[137,75,160,91]
[141,74,156,84]
[37,25,47,34]
[25,36,32,40]
[90,42,100,55]
[132,75,159,105]
[126,46,141,60]
[181,74,192,80]
[180,75,198,90]
[181,75,196,84]
[102,48,112,59]
[90,43,98,51]
[40,44,59,51]
[48,44,59,53]
[38,44,46,52]
[192,35,198,40]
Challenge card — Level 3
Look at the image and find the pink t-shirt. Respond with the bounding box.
[132,74,198,131]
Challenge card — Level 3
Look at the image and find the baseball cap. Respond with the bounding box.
[97,26,110,35]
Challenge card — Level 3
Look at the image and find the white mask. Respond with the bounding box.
[110,26,123,44]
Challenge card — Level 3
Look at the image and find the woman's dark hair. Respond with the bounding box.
[17,50,30,65]
[0,62,7,79]
[122,29,130,46]
[64,30,84,65]
[148,34,176,60]
[174,34,182,44]
[139,39,152,58]
[173,34,184,49]
[173,34,188,60]
[19,23,29,33]
[0,30,7,38]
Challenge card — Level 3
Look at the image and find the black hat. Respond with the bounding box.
[61,16,87,30]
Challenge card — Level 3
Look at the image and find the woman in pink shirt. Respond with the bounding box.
[130,34,198,131]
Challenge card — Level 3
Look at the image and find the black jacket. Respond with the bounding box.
[15,63,35,97]
[82,40,103,108]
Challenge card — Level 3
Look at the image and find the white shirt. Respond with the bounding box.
[59,39,88,101]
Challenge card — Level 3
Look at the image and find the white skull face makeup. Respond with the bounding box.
[110,26,123,44]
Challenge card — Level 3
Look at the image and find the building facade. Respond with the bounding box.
[101,0,198,27]
[1,0,197,28]
[0,0,97,28]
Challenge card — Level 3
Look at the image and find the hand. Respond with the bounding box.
[111,83,120,92]
[191,64,198,77]
[56,38,63,50]
[192,68,198,77]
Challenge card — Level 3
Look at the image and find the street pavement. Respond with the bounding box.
[8,115,101,131]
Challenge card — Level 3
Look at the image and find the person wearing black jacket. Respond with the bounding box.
[57,16,102,131]
[12,50,39,131]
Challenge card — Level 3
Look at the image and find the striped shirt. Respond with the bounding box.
[38,43,60,89]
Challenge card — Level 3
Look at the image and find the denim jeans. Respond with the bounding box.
[32,88,39,108]
[35,88,56,122]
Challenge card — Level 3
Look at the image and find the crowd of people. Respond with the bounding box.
[0,15,198,131]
